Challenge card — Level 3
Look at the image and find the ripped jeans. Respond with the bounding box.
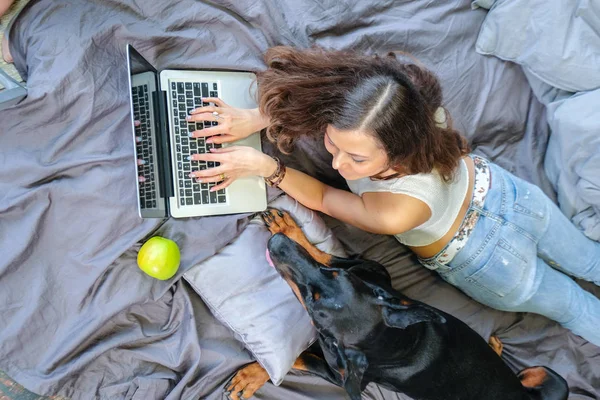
[420,161,600,347]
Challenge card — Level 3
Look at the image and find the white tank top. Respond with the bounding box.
[346,160,469,247]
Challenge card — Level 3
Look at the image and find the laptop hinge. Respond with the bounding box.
[153,88,174,214]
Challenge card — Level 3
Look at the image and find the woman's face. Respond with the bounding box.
[324,125,393,181]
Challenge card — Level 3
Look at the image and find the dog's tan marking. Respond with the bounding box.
[229,353,329,398]
[227,362,270,400]
[488,335,504,357]
[518,366,548,388]
[287,279,306,309]
[292,357,308,371]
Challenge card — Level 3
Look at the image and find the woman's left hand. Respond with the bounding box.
[188,146,277,192]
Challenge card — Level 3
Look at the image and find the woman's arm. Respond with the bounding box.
[279,169,431,235]
[191,146,431,235]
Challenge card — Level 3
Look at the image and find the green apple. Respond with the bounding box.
[137,236,181,280]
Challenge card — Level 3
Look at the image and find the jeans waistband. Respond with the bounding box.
[419,155,491,271]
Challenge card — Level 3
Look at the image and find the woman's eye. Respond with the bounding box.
[352,158,365,164]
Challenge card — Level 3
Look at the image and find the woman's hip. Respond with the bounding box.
[418,160,556,304]
[438,218,542,308]
[419,159,552,270]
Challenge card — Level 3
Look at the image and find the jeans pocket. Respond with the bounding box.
[512,178,545,220]
[465,239,528,298]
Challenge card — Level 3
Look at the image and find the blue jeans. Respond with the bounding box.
[423,162,600,346]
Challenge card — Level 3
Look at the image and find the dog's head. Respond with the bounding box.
[266,233,445,399]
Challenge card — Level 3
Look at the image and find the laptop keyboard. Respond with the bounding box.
[170,81,228,206]
[132,84,157,210]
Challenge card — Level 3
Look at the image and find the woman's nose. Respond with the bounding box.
[331,153,343,170]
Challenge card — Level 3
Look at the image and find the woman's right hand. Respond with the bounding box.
[190,146,277,192]
[186,98,270,145]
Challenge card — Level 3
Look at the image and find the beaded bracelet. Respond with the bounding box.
[265,157,287,187]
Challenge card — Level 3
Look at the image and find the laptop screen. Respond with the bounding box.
[126,45,168,218]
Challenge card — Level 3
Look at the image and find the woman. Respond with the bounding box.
[186,46,600,346]
[1,0,16,63]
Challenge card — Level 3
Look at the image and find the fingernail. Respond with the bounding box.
[137,159,146,165]
[188,172,195,178]
[206,139,212,144]
[210,187,216,192]
[196,178,203,183]
[135,136,142,143]
[138,176,146,182]
[188,132,194,138]
[186,156,192,161]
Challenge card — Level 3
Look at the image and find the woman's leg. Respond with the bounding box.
[438,162,600,345]
[1,0,16,63]
[503,170,600,284]
[511,257,600,346]
[535,197,600,285]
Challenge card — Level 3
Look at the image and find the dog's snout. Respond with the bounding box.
[267,232,293,255]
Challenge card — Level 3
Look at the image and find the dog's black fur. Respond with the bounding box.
[267,231,568,400]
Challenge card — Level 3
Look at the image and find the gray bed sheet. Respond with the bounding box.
[0,0,597,399]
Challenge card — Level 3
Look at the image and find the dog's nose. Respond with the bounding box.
[267,232,289,251]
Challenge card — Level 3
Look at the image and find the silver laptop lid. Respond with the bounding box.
[126,45,168,218]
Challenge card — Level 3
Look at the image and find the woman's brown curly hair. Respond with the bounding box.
[256,46,470,181]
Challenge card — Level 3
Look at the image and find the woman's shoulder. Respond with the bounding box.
[346,171,440,196]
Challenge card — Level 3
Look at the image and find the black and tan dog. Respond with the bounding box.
[225,209,568,400]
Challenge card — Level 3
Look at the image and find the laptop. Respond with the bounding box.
[126,44,267,218]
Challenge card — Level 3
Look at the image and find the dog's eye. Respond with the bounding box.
[320,268,339,278]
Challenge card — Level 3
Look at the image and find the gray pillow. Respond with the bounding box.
[475,0,600,92]
[183,195,346,385]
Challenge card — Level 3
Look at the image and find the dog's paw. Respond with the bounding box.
[225,362,270,400]
[261,209,306,241]
[261,208,332,266]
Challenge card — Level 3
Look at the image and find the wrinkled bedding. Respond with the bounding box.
[474,0,600,241]
[0,0,598,399]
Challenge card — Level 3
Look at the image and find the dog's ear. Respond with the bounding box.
[320,336,368,400]
[340,347,368,400]
[342,349,369,400]
[382,303,446,329]
[347,260,391,288]
[370,288,446,329]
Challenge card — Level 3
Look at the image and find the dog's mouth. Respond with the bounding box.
[266,247,308,310]
[266,247,294,281]
[265,248,275,268]
[265,248,273,267]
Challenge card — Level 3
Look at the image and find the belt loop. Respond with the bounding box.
[418,256,439,271]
